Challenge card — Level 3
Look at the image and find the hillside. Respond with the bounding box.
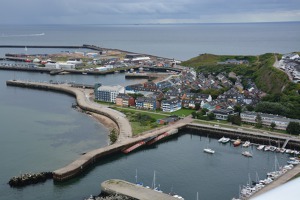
[182,53,300,119]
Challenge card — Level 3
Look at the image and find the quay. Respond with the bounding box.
[101,179,179,200]
[5,80,300,188]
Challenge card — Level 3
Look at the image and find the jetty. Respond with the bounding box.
[6,80,300,186]
[101,179,179,200]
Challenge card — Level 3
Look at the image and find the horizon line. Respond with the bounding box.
[0,21,299,26]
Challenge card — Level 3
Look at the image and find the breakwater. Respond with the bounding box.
[8,172,53,187]
[0,44,175,60]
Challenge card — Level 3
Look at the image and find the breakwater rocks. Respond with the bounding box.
[8,172,53,187]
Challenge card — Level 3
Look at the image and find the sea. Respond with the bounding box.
[0,22,299,200]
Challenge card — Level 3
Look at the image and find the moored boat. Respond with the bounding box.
[233,139,241,147]
[242,141,251,147]
[242,151,253,157]
[203,148,215,154]
[218,136,230,143]
[257,145,265,150]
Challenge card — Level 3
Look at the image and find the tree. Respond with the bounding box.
[234,104,242,115]
[270,122,276,130]
[246,105,254,111]
[255,114,263,128]
[207,113,215,120]
[286,122,300,135]
[194,103,201,111]
[228,115,242,126]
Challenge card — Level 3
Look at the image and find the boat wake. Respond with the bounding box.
[0,33,45,37]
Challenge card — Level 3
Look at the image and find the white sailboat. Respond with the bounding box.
[152,171,162,192]
[135,169,143,186]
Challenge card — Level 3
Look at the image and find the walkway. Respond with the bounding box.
[101,179,179,200]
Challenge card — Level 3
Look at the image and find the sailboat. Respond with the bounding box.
[152,171,162,192]
[135,169,143,186]
[203,136,215,154]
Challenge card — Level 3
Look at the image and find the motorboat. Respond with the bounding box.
[242,151,253,157]
[203,148,215,154]
[242,141,251,147]
[257,145,265,150]
[218,136,230,143]
[264,145,271,151]
[287,160,300,165]
[269,146,277,151]
[233,139,241,147]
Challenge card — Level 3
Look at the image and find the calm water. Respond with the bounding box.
[0,23,298,199]
[0,23,300,60]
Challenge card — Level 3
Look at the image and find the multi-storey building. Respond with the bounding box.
[95,85,125,103]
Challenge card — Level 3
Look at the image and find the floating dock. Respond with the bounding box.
[101,179,180,200]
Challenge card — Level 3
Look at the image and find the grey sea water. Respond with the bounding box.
[0,23,299,200]
[0,22,299,60]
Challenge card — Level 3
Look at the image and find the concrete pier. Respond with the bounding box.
[101,179,180,200]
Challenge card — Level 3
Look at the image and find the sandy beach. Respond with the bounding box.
[90,112,119,132]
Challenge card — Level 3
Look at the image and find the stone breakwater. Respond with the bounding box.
[8,172,53,187]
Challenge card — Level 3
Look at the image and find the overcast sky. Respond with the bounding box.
[1,0,299,24]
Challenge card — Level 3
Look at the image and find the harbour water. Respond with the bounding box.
[0,23,299,199]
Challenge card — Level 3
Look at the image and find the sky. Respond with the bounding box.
[1,0,299,24]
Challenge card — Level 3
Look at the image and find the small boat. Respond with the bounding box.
[287,160,300,165]
[269,146,277,151]
[242,151,253,157]
[233,139,241,147]
[82,72,87,75]
[218,136,230,144]
[85,195,95,200]
[280,148,286,153]
[264,145,271,151]
[204,148,215,154]
[257,145,265,150]
[242,141,251,147]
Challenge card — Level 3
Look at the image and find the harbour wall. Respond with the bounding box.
[185,123,300,149]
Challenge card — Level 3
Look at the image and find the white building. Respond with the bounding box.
[95,85,125,103]
[240,111,300,130]
[45,62,76,69]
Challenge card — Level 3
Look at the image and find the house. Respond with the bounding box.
[156,81,172,90]
[95,85,125,103]
[144,81,157,89]
[135,97,159,110]
[212,109,236,120]
[157,116,180,125]
[115,93,135,107]
[161,98,182,112]
[182,99,201,109]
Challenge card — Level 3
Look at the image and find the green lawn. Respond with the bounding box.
[131,122,163,136]
[171,108,194,117]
